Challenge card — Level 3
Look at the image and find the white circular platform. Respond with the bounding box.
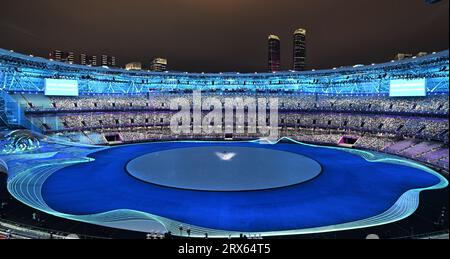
[126,146,322,191]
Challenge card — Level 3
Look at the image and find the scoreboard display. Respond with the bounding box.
[44,79,79,96]
[389,78,427,97]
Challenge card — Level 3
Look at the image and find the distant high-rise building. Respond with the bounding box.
[101,55,116,67]
[80,54,97,66]
[150,58,168,72]
[293,28,306,71]
[49,50,74,64]
[417,52,428,57]
[125,62,142,70]
[268,35,281,72]
[395,53,413,60]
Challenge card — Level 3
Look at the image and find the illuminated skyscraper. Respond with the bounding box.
[80,54,97,66]
[268,35,281,72]
[49,50,74,64]
[150,58,168,72]
[293,28,306,71]
[101,55,116,67]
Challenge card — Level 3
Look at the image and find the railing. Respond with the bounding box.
[390,230,449,239]
[0,218,109,239]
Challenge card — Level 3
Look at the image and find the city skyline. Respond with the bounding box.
[0,0,448,72]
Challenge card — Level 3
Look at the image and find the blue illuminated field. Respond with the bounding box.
[39,141,444,234]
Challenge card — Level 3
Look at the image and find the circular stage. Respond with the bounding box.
[8,139,446,237]
[126,146,321,191]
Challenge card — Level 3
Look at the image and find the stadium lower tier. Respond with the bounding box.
[29,111,447,141]
[6,93,449,173]
[8,93,449,139]
[40,126,447,172]
[1,137,447,237]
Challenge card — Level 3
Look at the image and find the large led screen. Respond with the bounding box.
[389,79,426,97]
[44,79,79,96]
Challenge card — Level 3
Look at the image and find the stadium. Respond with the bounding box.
[0,47,448,239]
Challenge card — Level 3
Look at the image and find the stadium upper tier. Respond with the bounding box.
[0,48,448,95]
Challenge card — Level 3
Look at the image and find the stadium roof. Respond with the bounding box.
[0,48,448,78]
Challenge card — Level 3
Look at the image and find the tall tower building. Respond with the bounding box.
[80,54,97,66]
[101,55,116,67]
[150,58,168,72]
[268,35,281,72]
[293,28,306,71]
[49,50,74,64]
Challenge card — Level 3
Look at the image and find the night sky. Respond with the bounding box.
[0,0,448,72]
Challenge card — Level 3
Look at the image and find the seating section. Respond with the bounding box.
[384,140,422,154]
[18,93,449,116]
[8,92,449,171]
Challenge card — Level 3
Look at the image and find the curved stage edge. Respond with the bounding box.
[2,137,448,238]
